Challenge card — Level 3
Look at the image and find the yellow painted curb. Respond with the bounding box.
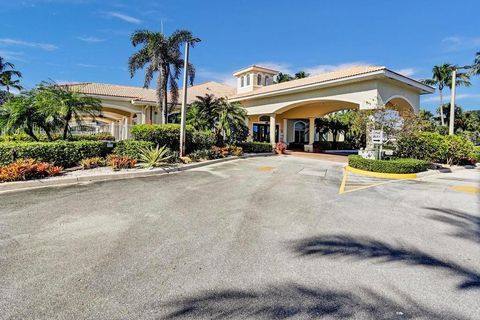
[345,165,417,180]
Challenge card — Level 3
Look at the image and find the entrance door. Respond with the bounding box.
[294,121,306,144]
[252,123,279,142]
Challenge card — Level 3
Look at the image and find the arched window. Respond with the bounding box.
[259,115,270,122]
[246,74,250,86]
[257,74,262,85]
[294,121,307,144]
[240,76,244,87]
[264,76,270,86]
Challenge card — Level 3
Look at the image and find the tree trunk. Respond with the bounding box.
[63,113,71,140]
[24,126,39,142]
[156,73,165,125]
[332,130,338,149]
[162,67,169,124]
[439,89,444,126]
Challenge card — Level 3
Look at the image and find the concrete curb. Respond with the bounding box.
[0,152,275,194]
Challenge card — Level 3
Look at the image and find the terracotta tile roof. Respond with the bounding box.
[230,65,387,100]
[64,81,236,104]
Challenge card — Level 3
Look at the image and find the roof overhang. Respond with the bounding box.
[233,65,279,77]
[229,69,435,102]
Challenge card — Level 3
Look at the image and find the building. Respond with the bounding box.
[66,64,434,145]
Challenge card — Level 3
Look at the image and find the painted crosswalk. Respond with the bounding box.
[339,167,410,194]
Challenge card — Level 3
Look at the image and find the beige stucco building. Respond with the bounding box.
[67,64,434,146]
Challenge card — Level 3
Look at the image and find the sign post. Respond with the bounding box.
[371,129,384,160]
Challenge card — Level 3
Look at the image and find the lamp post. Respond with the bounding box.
[448,65,472,135]
[179,38,201,156]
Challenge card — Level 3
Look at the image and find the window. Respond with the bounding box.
[294,121,307,144]
[264,76,270,86]
[257,74,262,85]
[240,76,244,87]
[259,115,270,122]
[246,74,250,86]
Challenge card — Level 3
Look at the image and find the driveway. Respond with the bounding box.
[0,156,479,319]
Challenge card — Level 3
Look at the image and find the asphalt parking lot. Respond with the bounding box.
[0,155,479,319]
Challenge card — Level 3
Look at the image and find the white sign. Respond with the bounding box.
[371,130,384,144]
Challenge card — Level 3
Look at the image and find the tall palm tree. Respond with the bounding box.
[421,64,470,126]
[193,93,220,129]
[1,72,23,93]
[472,51,479,75]
[128,29,198,124]
[0,56,22,102]
[0,94,41,141]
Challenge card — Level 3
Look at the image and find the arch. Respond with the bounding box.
[384,95,415,117]
[264,76,270,86]
[246,74,250,86]
[293,120,307,144]
[241,76,245,87]
[257,74,262,85]
[274,99,360,118]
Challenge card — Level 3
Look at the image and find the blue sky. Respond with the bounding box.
[0,0,479,112]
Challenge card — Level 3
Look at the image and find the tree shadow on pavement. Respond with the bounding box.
[158,283,468,319]
[424,207,479,244]
[291,235,480,290]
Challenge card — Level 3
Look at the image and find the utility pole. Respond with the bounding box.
[448,68,456,135]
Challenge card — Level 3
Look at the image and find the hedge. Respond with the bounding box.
[131,124,215,153]
[0,141,105,167]
[114,140,154,160]
[238,141,273,153]
[348,155,428,174]
[0,132,115,142]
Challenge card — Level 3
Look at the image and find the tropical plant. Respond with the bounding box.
[0,56,22,99]
[128,29,199,124]
[315,113,349,149]
[79,157,105,169]
[275,72,293,83]
[0,159,62,182]
[188,93,219,130]
[215,99,248,144]
[294,71,310,79]
[421,64,471,126]
[35,83,102,140]
[106,154,137,170]
[138,144,171,168]
[473,51,479,76]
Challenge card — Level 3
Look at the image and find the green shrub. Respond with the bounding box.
[189,149,223,162]
[396,132,474,164]
[396,132,447,162]
[348,155,428,174]
[137,145,172,168]
[0,132,115,142]
[114,140,154,160]
[0,141,104,167]
[474,146,480,163]
[444,135,475,165]
[238,141,273,153]
[130,124,216,152]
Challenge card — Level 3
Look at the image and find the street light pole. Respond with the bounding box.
[179,42,190,157]
[448,68,457,135]
[179,37,200,157]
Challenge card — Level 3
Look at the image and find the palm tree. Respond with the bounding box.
[215,99,247,144]
[275,72,293,83]
[193,93,220,129]
[422,64,470,126]
[0,94,41,141]
[473,52,480,75]
[35,83,102,139]
[1,72,23,93]
[128,29,198,124]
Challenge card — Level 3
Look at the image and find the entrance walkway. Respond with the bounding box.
[287,151,348,163]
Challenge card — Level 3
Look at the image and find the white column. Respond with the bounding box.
[140,106,147,124]
[283,118,288,144]
[269,114,276,146]
[110,121,115,138]
[123,117,129,140]
[309,117,315,144]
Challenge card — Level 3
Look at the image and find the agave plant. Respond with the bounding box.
[138,145,171,168]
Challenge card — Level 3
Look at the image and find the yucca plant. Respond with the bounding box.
[138,145,171,168]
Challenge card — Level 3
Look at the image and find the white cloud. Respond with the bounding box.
[77,63,97,68]
[196,68,236,87]
[303,62,369,76]
[77,36,105,43]
[441,36,480,52]
[422,93,480,103]
[0,50,25,61]
[395,68,416,77]
[0,38,58,51]
[106,12,141,24]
